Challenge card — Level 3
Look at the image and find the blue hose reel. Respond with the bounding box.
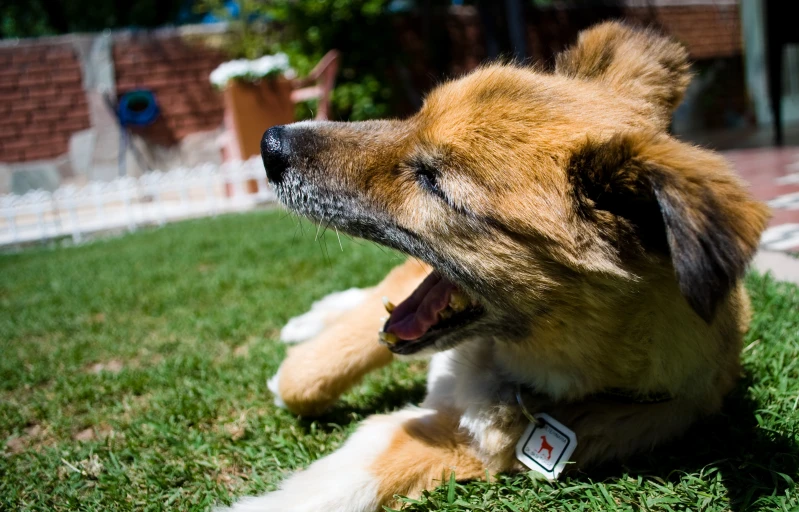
[114,89,160,176]
[117,89,160,127]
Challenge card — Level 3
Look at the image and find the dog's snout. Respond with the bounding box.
[262,125,289,183]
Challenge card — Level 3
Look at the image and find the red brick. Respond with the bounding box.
[57,83,84,96]
[0,75,19,89]
[17,73,50,88]
[115,79,140,90]
[2,138,32,152]
[0,89,25,103]
[27,87,58,99]
[0,80,20,92]
[70,92,88,104]
[10,100,39,113]
[0,111,24,125]
[60,109,90,124]
[0,124,20,138]
[20,124,54,137]
[51,61,82,72]
[21,63,54,75]
[0,65,20,78]
[122,70,154,83]
[44,94,74,109]
[11,52,43,66]
[25,144,64,161]
[0,149,26,162]
[30,110,64,123]
[51,70,82,85]
[114,53,140,66]
[163,100,193,116]
[45,48,74,62]
[60,118,90,133]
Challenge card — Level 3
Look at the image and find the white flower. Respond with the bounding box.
[209,53,293,88]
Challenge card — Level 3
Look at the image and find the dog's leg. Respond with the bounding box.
[272,259,431,416]
[279,287,372,344]
[221,406,492,512]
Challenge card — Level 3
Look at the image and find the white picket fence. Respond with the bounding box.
[0,158,275,246]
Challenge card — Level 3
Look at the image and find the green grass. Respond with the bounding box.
[1,209,797,511]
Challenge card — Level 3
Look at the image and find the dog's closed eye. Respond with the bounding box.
[415,163,446,200]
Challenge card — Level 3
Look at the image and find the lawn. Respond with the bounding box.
[1,209,797,511]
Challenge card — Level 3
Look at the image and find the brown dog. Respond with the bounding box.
[222,22,768,512]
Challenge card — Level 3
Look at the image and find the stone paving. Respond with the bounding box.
[724,146,799,253]
[722,146,799,284]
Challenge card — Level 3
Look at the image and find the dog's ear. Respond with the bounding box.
[569,133,770,323]
[555,22,691,127]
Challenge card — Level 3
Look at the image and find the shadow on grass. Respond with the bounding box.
[588,374,799,511]
[297,379,428,433]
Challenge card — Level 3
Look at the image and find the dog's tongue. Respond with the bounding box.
[385,272,458,341]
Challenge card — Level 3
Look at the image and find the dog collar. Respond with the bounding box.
[515,384,674,409]
[593,388,674,404]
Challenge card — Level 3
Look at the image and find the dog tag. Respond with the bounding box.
[515,413,577,480]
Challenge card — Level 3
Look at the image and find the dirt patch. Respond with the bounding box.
[4,423,54,455]
[213,460,249,491]
[88,313,106,324]
[87,359,124,374]
[72,423,115,442]
[223,412,248,441]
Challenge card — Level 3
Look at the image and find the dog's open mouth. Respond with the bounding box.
[379,272,483,355]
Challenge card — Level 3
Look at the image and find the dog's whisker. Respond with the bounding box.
[315,216,325,242]
[335,227,344,252]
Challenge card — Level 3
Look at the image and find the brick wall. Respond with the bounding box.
[0,43,91,163]
[519,4,742,67]
[113,35,226,144]
[0,31,227,165]
[398,3,743,102]
[0,4,744,166]
[628,4,742,60]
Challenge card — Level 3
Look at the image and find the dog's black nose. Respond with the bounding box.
[261,125,289,183]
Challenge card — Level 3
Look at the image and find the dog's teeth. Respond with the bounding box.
[439,308,453,320]
[379,331,399,346]
[448,291,470,313]
[382,296,395,313]
[380,315,389,323]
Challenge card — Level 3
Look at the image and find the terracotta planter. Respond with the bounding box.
[223,76,295,157]
[221,77,295,194]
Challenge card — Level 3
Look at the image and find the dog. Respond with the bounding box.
[222,21,769,512]
[538,436,554,460]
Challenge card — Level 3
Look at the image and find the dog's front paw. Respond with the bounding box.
[280,288,368,343]
[266,368,286,409]
[267,355,337,416]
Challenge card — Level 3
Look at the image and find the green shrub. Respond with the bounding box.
[201,0,400,121]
